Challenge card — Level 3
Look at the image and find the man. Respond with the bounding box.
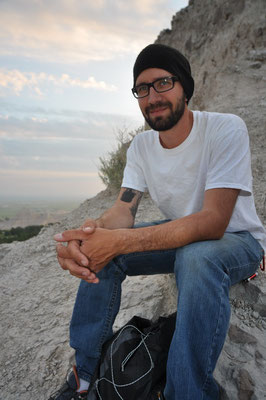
[51,44,266,400]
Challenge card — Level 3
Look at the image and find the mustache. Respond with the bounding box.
[145,101,172,114]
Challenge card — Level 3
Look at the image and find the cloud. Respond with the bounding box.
[0,169,98,178]
[0,69,117,96]
[0,110,139,142]
[0,133,109,178]
[0,6,142,62]
[0,110,140,177]
[0,153,20,169]
[132,0,167,15]
[0,1,187,63]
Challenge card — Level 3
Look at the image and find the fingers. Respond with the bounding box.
[54,220,100,283]
[56,241,89,267]
[57,255,99,284]
[54,227,95,242]
[54,219,98,242]
[81,219,98,232]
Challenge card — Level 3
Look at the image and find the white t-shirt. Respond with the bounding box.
[122,111,266,250]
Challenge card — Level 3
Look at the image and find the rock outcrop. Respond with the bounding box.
[157,0,266,225]
[0,0,265,399]
[155,1,266,397]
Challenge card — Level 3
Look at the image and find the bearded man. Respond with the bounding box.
[51,44,265,400]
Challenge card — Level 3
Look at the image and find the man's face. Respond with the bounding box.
[135,68,186,131]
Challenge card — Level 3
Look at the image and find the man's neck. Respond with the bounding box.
[159,108,193,149]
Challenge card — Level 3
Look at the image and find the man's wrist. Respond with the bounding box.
[114,228,143,255]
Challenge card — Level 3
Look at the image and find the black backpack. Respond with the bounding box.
[87,313,176,400]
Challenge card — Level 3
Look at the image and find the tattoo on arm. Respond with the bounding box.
[129,194,142,218]
[120,188,137,203]
[120,188,143,218]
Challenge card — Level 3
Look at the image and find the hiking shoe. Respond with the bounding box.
[48,366,88,400]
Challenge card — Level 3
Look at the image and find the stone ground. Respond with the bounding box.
[0,189,265,399]
[0,190,175,399]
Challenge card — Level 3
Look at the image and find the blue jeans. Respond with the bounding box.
[70,221,264,400]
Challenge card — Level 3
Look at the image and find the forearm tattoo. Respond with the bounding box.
[120,188,143,218]
[120,188,137,203]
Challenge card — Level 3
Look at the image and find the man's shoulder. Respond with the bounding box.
[195,110,246,130]
[192,111,249,146]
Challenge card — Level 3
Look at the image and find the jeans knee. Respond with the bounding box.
[174,242,230,290]
[96,259,126,281]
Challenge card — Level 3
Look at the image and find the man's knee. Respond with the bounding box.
[174,240,231,288]
[94,259,126,281]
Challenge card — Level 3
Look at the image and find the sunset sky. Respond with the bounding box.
[0,0,188,200]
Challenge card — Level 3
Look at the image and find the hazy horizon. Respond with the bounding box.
[0,194,89,202]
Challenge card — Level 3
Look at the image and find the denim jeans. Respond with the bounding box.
[69,221,264,400]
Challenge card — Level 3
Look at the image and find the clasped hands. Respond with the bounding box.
[54,220,119,284]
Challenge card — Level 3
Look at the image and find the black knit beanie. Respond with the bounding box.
[133,44,194,103]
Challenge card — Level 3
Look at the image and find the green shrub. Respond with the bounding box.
[0,225,43,244]
[98,126,143,189]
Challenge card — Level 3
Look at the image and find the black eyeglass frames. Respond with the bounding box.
[132,76,179,99]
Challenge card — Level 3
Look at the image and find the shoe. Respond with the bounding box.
[48,366,88,399]
[151,388,165,399]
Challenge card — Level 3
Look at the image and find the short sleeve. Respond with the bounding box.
[121,139,148,192]
[205,117,252,196]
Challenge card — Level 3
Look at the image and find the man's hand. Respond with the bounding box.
[54,187,143,282]
[54,219,100,283]
[55,227,121,274]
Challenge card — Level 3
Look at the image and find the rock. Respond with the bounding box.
[236,369,255,399]
[228,325,257,345]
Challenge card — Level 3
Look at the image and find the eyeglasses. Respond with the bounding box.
[132,76,179,99]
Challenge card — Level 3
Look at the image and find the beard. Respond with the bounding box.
[143,92,186,131]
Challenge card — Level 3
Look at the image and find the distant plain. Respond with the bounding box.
[0,197,83,229]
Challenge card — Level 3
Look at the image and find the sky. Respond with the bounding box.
[0,0,189,201]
